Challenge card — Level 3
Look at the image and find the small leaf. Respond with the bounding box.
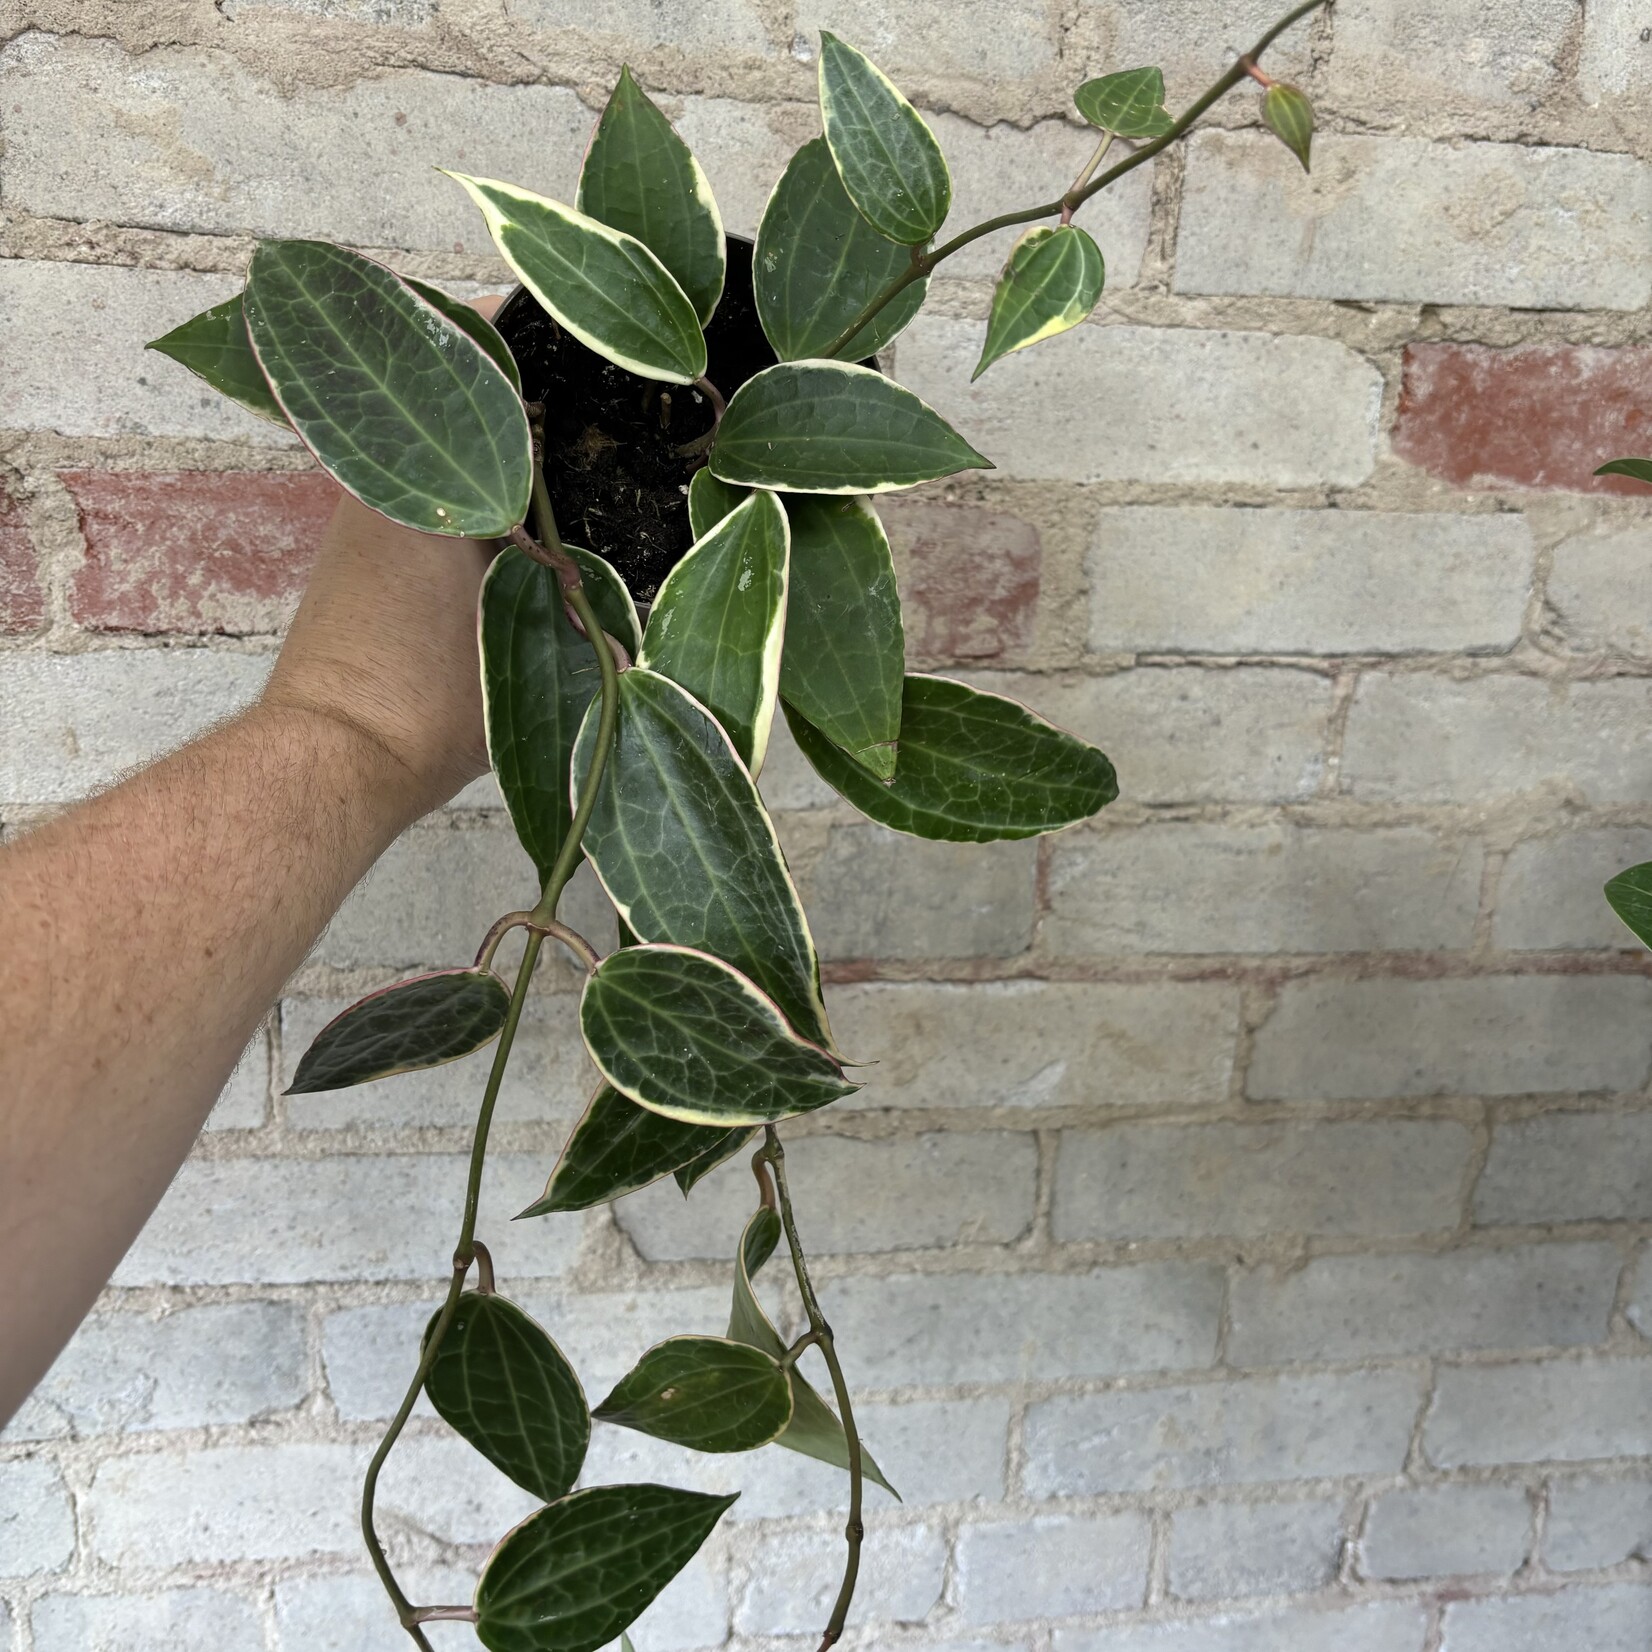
[1606,862,1652,951]
[1074,67,1174,137]
[974,224,1105,381]
[582,945,856,1126]
[446,172,707,385]
[638,491,789,772]
[403,276,522,392]
[686,468,750,539]
[475,1484,737,1652]
[1261,82,1314,172]
[674,1127,754,1194]
[1597,458,1652,487]
[710,361,991,494]
[818,33,950,246]
[595,1335,793,1452]
[572,668,834,1047]
[781,495,904,782]
[146,294,287,426]
[577,66,726,326]
[245,239,531,537]
[287,969,510,1094]
[424,1294,589,1502]
[518,1083,749,1215]
[787,674,1117,841]
[754,136,929,362]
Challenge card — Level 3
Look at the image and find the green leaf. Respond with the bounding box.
[754,136,929,362]
[446,172,707,385]
[582,945,855,1126]
[674,1127,754,1194]
[424,1294,588,1503]
[1597,458,1652,487]
[403,276,522,393]
[1261,82,1314,172]
[1606,862,1652,950]
[244,239,531,537]
[974,225,1104,381]
[572,668,834,1046]
[1074,67,1174,137]
[569,544,646,659]
[787,674,1117,841]
[728,1208,898,1495]
[780,496,903,782]
[595,1335,793,1452]
[818,33,950,246]
[686,469,749,539]
[638,491,789,772]
[287,968,510,1094]
[710,361,990,494]
[146,294,287,426]
[577,66,726,327]
[475,1484,737,1652]
[518,1083,749,1215]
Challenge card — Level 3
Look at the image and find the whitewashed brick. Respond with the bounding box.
[274,1568,481,1652]
[1227,1244,1620,1366]
[1169,1498,1342,1602]
[1549,524,1652,657]
[735,1521,945,1633]
[1544,1476,1652,1571]
[1361,1483,1532,1579]
[956,1513,1150,1621]
[0,1458,76,1576]
[668,97,804,241]
[1427,1358,1652,1466]
[1440,1585,1652,1652]
[1477,1112,1652,1224]
[795,0,1056,78]
[1055,1120,1471,1242]
[894,316,1380,487]
[1043,824,1482,956]
[204,1033,270,1131]
[1024,1370,1425,1496]
[507,0,770,55]
[1497,829,1652,950]
[32,1589,261,1652]
[1249,976,1652,1101]
[1578,0,1652,104]
[1078,0,1313,101]
[1087,507,1532,656]
[1055,1601,1430,1652]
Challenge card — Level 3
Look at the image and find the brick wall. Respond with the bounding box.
[2,2,1651,1650]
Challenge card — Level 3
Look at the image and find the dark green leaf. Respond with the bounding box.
[638,491,789,771]
[818,33,950,245]
[572,668,833,1046]
[146,294,287,426]
[1606,862,1652,950]
[447,172,707,384]
[475,1484,737,1652]
[787,674,1117,841]
[403,276,522,393]
[577,66,725,326]
[710,361,990,494]
[1597,458,1652,487]
[518,1083,748,1215]
[974,225,1104,381]
[569,544,645,659]
[754,136,929,362]
[244,239,531,537]
[424,1294,588,1502]
[686,469,749,539]
[287,968,510,1094]
[582,945,855,1125]
[674,1127,754,1194]
[595,1335,793,1452]
[1074,67,1174,137]
[1261,82,1314,172]
[781,496,903,781]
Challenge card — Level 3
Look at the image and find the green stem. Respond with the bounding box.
[818,0,1329,359]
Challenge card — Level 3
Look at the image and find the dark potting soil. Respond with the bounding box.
[493,236,779,602]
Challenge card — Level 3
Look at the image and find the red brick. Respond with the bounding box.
[0,488,44,634]
[880,498,1041,664]
[1393,344,1652,495]
[63,470,338,634]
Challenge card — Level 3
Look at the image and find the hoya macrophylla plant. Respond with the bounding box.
[145,5,1326,1647]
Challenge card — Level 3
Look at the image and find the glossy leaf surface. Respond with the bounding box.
[446,172,707,384]
[569,543,645,659]
[638,490,789,771]
[146,294,286,425]
[518,1083,748,1215]
[1262,82,1314,171]
[818,33,950,245]
[787,674,1117,841]
[245,239,531,536]
[710,362,990,494]
[288,969,510,1094]
[475,1484,737,1652]
[1606,862,1652,950]
[780,495,903,781]
[686,469,749,539]
[572,668,833,1045]
[403,276,522,392]
[577,66,725,326]
[1597,457,1652,486]
[582,946,855,1125]
[424,1294,588,1502]
[1074,67,1174,137]
[595,1335,793,1452]
[974,225,1104,381]
[754,136,929,361]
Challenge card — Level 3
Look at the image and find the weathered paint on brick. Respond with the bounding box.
[0,487,43,634]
